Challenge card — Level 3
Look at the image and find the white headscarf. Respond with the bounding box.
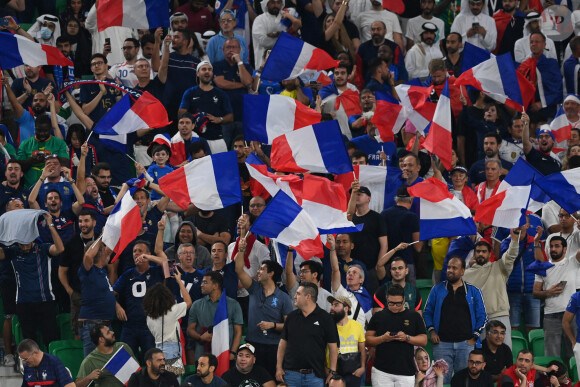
[27,14,62,47]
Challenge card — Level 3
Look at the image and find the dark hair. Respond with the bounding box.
[199,353,219,370]
[530,31,546,42]
[350,150,368,163]
[143,283,176,319]
[517,349,534,361]
[447,31,462,42]
[346,141,357,151]
[387,284,405,298]
[45,189,62,202]
[569,155,580,169]
[134,239,151,253]
[91,162,111,176]
[174,28,204,57]
[17,339,40,354]
[300,260,323,282]
[486,319,506,332]
[89,323,108,346]
[90,53,107,65]
[448,255,466,269]
[390,256,407,268]
[474,240,491,252]
[548,360,567,377]
[66,123,87,146]
[550,235,567,248]
[470,348,485,358]
[335,62,353,76]
[140,33,155,47]
[483,132,502,144]
[212,241,228,251]
[233,134,245,144]
[133,187,150,199]
[145,348,163,363]
[189,141,206,155]
[336,233,353,243]
[262,260,283,282]
[78,208,97,220]
[56,36,71,45]
[204,271,224,290]
[300,281,318,301]
[368,58,386,76]
[7,159,22,168]
[35,114,52,129]
[179,112,194,123]
[124,37,140,48]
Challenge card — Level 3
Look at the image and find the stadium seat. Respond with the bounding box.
[415,279,433,311]
[528,329,544,357]
[50,340,84,378]
[56,313,75,340]
[56,0,67,14]
[182,364,196,383]
[533,356,562,368]
[19,23,34,32]
[570,357,578,383]
[511,330,528,361]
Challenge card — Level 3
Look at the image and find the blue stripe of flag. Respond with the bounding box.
[420,217,477,240]
[213,290,228,326]
[250,191,302,238]
[243,95,271,143]
[93,93,131,135]
[261,33,304,81]
[0,32,24,69]
[144,0,170,28]
[312,121,353,175]
[106,347,132,375]
[211,151,243,208]
[497,54,523,106]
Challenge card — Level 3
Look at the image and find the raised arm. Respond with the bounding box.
[521,112,533,154]
[328,234,341,293]
[65,90,94,130]
[346,179,360,221]
[64,167,86,215]
[157,34,172,84]
[47,213,65,255]
[234,237,253,289]
[285,248,297,291]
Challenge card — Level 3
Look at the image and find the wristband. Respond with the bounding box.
[255,71,261,76]
[237,61,244,66]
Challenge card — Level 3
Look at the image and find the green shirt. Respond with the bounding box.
[2,142,16,157]
[17,135,68,188]
[77,342,136,387]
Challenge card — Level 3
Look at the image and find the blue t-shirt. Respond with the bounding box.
[79,78,121,123]
[147,164,176,200]
[5,243,53,303]
[200,262,238,299]
[351,136,397,166]
[179,86,233,140]
[78,265,116,320]
[82,194,107,235]
[162,52,201,108]
[141,206,164,246]
[168,267,204,303]
[113,265,165,327]
[11,77,57,110]
[184,374,228,387]
[22,353,74,387]
[37,209,76,245]
[566,292,580,342]
[212,60,253,121]
[37,180,76,212]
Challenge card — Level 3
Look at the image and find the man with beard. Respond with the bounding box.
[179,61,233,154]
[109,38,147,88]
[127,348,180,386]
[492,0,525,58]
[424,257,488,384]
[481,321,512,382]
[89,162,118,208]
[406,23,444,79]
[499,350,542,387]
[349,89,376,139]
[522,116,562,176]
[222,343,276,387]
[0,159,26,215]
[76,324,137,387]
[10,65,58,111]
[406,0,445,49]
[175,0,218,33]
[450,0,497,51]
[207,9,250,64]
[469,133,511,187]
[328,295,366,387]
[444,32,464,77]
[450,349,494,387]
[499,116,525,167]
[320,63,360,138]
[462,229,520,348]
[357,21,405,80]
[356,0,403,49]
[183,353,228,386]
[533,236,580,359]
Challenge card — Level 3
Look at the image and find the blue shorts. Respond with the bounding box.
[508,292,540,328]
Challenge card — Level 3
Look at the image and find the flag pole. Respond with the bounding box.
[89,234,104,249]
[85,130,94,143]
[125,153,138,164]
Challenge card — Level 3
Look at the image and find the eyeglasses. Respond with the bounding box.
[489,330,506,336]
[122,46,136,50]
[387,301,404,306]
[179,251,195,256]
[90,61,105,67]
[558,214,571,218]
[468,360,484,366]
[299,269,311,274]
[249,203,264,208]
[220,18,235,23]
[19,352,35,363]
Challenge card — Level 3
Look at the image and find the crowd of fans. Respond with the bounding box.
[1,0,580,386]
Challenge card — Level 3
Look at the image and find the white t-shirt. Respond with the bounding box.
[356,9,402,43]
[535,256,580,314]
[146,302,188,345]
[545,230,580,286]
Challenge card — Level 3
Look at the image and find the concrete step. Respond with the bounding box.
[0,362,22,387]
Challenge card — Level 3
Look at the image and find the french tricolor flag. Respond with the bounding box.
[549,106,573,143]
[93,92,171,152]
[372,100,406,142]
[245,154,303,202]
[96,0,169,32]
[0,31,73,68]
[243,94,321,144]
[497,159,549,213]
[407,178,477,240]
[261,32,339,81]
[536,168,580,215]
[103,188,142,261]
[250,190,323,259]
[302,174,362,234]
[271,121,353,175]
[395,84,436,135]
[103,346,141,385]
[212,290,230,377]
[455,52,535,111]
[474,185,531,228]
[159,151,242,210]
[423,80,453,170]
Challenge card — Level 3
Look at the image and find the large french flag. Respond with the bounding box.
[245,154,303,203]
[0,31,73,69]
[250,190,323,259]
[96,0,169,32]
[243,94,321,144]
[261,32,339,81]
[474,185,531,228]
[423,80,453,170]
[271,121,353,175]
[302,174,362,234]
[536,168,580,215]
[212,290,230,377]
[497,159,549,213]
[550,106,573,143]
[395,84,436,134]
[454,49,535,111]
[372,100,406,142]
[102,188,142,260]
[407,178,477,240]
[93,92,170,152]
[103,346,141,385]
[159,152,242,211]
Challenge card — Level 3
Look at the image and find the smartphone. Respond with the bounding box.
[389,332,397,336]
[0,17,9,27]
[472,22,480,28]
[105,38,111,46]
[560,280,567,288]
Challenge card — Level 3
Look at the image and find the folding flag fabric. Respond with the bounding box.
[103,188,142,259]
[536,168,580,215]
[159,152,242,211]
[301,174,362,234]
[497,159,549,213]
[372,100,406,142]
[271,121,353,175]
[250,190,323,259]
[334,89,362,117]
[92,92,171,152]
[423,80,453,170]
[474,185,531,228]
[0,31,73,69]
[261,32,339,81]
[243,94,321,144]
[549,106,573,143]
[395,84,436,134]
[406,178,477,240]
[96,0,169,32]
[103,346,141,385]
[245,154,303,203]
[455,51,535,111]
[383,0,404,14]
[212,290,230,377]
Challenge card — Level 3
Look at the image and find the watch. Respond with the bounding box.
[406,335,411,342]
[330,370,337,375]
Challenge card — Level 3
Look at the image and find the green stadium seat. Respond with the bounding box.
[182,364,196,383]
[56,0,67,14]
[570,357,578,383]
[19,23,34,32]
[533,356,562,368]
[50,340,84,378]
[528,329,544,357]
[56,313,75,340]
[416,279,433,311]
[511,330,528,361]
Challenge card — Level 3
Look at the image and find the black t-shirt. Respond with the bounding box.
[222,364,274,387]
[367,308,426,375]
[351,210,387,269]
[380,205,419,265]
[59,233,100,293]
[451,368,494,387]
[187,212,231,247]
[281,306,339,379]
[525,148,562,176]
[457,105,485,169]
[482,339,513,377]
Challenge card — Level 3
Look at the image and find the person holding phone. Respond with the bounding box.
[450,0,497,51]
